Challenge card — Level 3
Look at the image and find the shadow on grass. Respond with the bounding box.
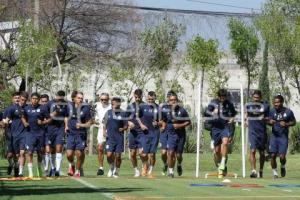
[0,183,151,196]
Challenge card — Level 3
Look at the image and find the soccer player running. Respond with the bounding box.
[159,90,175,175]
[206,89,237,178]
[127,89,144,177]
[94,93,111,176]
[22,93,49,178]
[245,90,269,178]
[138,91,160,177]
[39,94,53,176]
[268,94,296,179]
[4,91,28,177]
[45,90,68,177]
[103,97,128,178]
[162,93,190,178]
[2,92,20,176]
[66,92,92,177]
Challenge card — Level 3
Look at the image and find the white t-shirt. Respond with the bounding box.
[95,102,111,126]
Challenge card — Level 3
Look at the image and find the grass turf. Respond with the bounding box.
[1,153,300,200]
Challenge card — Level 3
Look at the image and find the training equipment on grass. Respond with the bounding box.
[205,172,238,179]
[222,179,231,183]
[269,184,300,188]
[190,183,225,187]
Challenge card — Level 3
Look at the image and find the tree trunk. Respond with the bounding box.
[247,67,251,101]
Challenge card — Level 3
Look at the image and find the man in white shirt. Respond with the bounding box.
[94,93,111,176]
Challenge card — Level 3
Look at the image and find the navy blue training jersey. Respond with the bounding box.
[103,109,127,138]
[139,103,159,131]
[246,101,269,134]
[24,104,49,135]
[5,104,26,137]
[206,99,237,129]
[67,103,91,135]
[46,100,68,130]
[162,105,189,135]
[127,102,143,132]
[269,107,295,137]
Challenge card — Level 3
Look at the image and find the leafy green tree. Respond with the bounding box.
[258,41,270,102]
[186,36,219,117]
[207,67,229,98]
[141,18,185,102]
[228,18,259,100]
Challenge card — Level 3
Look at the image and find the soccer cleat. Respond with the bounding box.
[142,165,148,177]
[167,173,174,178]
[281,167,286,178]
[250,171,258,178]
[218,163,225,171]
[18,173,23,177]
[55,171,60,177]
[134,170,140,177]
[113,172,119,178]
[273,175,279,179]
[49,168,56,177]
[259,171,263,178]
[177,165,183,176]
[97,168,104,176]
[13,168,19,177]
[162,165,168,176]
[107,169,113,178]
[218,169,224,179]
[68,166,75,176]
[74,172,80,178]
[223,166,228,176]
[7,166,13,175]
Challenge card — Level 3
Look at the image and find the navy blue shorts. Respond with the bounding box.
[249,131,267,150]
[160,130,168,150]
[141,129,160,154]
[167,133,186,154]
[212,127,232,147]
[12,134,26,154]
[128,131,142,149]
[45,133,64,147]
[25,133,45,153]
[106,136,124,153]
[269,134,288,155]
[66,134,86,151]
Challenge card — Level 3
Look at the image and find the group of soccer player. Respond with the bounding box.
[0,88,191,178]
[94,89,190,178]
[205,89,296,179]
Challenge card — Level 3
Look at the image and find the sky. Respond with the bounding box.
[133,0,267,13]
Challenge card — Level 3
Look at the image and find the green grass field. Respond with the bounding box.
[1,153,300,200]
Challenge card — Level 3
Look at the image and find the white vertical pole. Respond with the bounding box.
[195,82,201,178]
[240,84,246,178]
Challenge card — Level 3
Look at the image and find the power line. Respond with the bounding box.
[186,0,261,11]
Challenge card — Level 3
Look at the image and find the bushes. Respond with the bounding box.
[289,123,300,154]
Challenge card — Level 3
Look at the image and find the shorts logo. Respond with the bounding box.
[26,145,29,150]
[106,144,109,149]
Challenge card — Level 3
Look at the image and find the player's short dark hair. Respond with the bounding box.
[76,91,83,96]
[217,89,227,97]
[252,90,262,97]
[71,91,78,99]
[56,90,66,97]
[148,91,156,97]
[112,97,122,103]
[134,89,143,97]
[40,94,49,100]
[167,90,176,97]
[19,91,29,99]
[12,91,20,97]
[274,94,284,103]
[169,93,178,99]
[31,92,40,99]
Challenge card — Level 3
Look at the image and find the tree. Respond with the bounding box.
[185,36,219,117]
[0,0,136,93]
[207,67,229,98]
[258,41,270,102]
[141,17,185,102]
[228,18,259,100]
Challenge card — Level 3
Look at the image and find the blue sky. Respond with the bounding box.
[133,0,267,13]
